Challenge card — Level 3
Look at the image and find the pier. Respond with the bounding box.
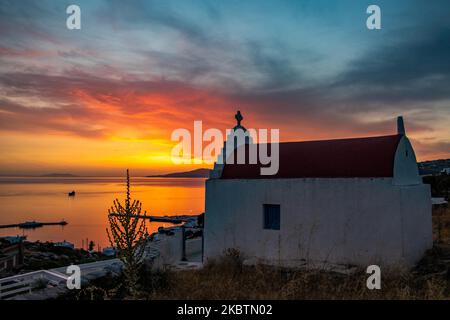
[108,214,197,224]
[0,220,68,230]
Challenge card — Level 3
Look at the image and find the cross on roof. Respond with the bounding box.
[235,110,243,127]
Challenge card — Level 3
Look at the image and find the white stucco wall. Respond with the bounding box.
[204,178,432,268]
[393,136,421,186]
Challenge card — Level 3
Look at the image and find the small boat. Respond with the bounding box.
[68,191,76,197]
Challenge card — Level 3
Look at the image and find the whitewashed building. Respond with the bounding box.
[204,115,432,267]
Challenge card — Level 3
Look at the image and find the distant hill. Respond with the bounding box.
[40,173,78,177]
[147,168,211,178]
[418,159,450,176]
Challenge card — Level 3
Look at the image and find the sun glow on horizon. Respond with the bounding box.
[1,1,449,175]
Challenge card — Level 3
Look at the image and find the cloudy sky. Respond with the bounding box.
[0,0,449,175]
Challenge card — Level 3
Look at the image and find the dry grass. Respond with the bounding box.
[433,206,450,244]
[145,207,450,300]
[146,251,449,300]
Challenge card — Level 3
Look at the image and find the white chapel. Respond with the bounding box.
[204,113,432,267]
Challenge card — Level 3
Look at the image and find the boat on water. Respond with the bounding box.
[68,190,76,197]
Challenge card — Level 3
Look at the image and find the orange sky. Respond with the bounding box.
[1,1,449,176]
[0,78,448,176]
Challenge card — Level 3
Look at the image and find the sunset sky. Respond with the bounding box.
[0,0,449,176]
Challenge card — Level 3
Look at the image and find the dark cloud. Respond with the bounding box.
[227,24,450,136]
[245,41,304,91]
[0,71,238,138]
[97,0,212,45]
[331,27,450,105]
[0,98,106,138]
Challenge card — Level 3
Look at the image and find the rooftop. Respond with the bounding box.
[220,134,403,179]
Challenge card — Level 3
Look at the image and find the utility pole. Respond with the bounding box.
[181,225,187,261]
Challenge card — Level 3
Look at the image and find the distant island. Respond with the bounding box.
[39,173,78,177]
[147,168,211,178]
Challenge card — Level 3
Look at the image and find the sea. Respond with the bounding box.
[0,177,205,250]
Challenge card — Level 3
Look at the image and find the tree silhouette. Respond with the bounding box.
[88,240,95,252]
[106,169,148,296]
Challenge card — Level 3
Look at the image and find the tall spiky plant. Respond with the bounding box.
[106,169,148,296]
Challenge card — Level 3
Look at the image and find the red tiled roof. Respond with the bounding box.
[220,134,403,179]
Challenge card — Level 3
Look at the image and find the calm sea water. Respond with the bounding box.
[0,177,205,249]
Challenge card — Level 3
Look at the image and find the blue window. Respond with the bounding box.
[263,204,280,230]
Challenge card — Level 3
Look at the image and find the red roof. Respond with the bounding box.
[220,134,403,179]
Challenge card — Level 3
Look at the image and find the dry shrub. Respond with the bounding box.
[434,206,450,243]
[202,248,244,276]
[146,260,449,300]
